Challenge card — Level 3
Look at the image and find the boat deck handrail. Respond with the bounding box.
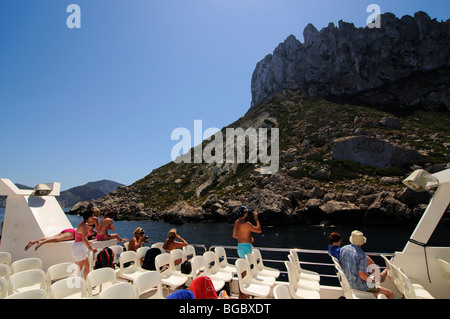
[145,242,394,284]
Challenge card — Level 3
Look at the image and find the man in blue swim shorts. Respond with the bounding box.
[233,206,262,258]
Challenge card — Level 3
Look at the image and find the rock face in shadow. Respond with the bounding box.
[251,12,450,111]
[332,136,422,167]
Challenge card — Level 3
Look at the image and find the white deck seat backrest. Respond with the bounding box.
[214,246,228,267]
[183,245,196,260]
[170,249,186,272]
[50,276,87,299]
[11,257,42,274]
[191,256,206,278]
[236,258,252,287]
[284,260,299,294]
[151,242,165,251]
[136,246,150,268]
[0,252,12,269]
[86,267,117,297]
[0,264,10,282]
[436,259,450,285]
[133,271,164,299]
[253,248,279,274]
[335,267,354,299]
[109,245,123,265]
[89,249,101,272]
[46,262,79,288]
[154,253,175,277]
[0,277,8,298]
[119,251,139,274]
[273,284,291,299]
[380,255,396,284]
[203,251,226,277]
[9,269,46,295]
[99,282,136,299]
[5,288,47,299]
[245,252,259,277]
[388,263,406,295]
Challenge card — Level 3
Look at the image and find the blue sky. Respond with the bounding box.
[0,0,448,190]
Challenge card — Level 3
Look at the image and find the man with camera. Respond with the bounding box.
[233,206,262,258]
[128,227,149,252]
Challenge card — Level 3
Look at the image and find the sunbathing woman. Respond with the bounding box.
[96,209,127,242]
[24,228,76,251]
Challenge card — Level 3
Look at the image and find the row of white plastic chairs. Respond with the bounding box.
[236,249,323,299]
[330,253,435,299]
[0,246,326,299]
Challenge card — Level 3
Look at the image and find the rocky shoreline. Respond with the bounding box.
[68,167,448,227]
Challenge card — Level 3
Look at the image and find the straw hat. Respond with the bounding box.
[349,230,367,246]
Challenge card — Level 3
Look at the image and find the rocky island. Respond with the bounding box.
[70,11,450,226]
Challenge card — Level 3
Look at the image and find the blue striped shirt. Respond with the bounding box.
[339,244,368,291]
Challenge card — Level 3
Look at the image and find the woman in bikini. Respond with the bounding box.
[96,209,127,242]
[24,228,76,251]
[71,210,97,279]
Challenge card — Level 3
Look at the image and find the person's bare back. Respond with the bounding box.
[233,211,261,244]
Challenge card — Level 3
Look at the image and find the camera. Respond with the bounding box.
[246,209,255,223]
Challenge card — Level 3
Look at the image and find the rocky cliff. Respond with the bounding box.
[251,11,450,112]
[70,11,450,226]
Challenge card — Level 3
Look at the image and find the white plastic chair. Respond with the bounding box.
[151,242,165,252]
[89,249,101,272]
[273,284,291,299]
[380,255,398,289]
[50,276,87,299]
[287,255,320,290]
[9,269,46,295]
[396,266,434,299]
[117,250,148,282]
[46,262,79,289]
[245,253,276,286]
[190,255,206,278]
[170,249,186,272]
[133,271,164,299]
[183,245,196,260]
[436,259,450,286]
[136,246,150,269]
[284,261,320,299]
[0,252,12,269]
[99,282,136,299]
[0,277,8,299]
[214,246,237,274]
[203,251,233,283]
[235,258,270,299]
[11,257,42,274]
[109,245,123,266]
[0,263,10,282]
[252,249,280,278]
[191,256,225,292]
[154,253,188,290]
[86,267,117,297]
[289,250,320,282]
[5,288,47,299]
[335,267,376,299]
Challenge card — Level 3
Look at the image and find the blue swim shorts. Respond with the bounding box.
[237,243,253,258]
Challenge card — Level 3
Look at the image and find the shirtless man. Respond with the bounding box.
[233,206,261,258]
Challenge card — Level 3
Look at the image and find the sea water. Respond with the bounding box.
[0,207,431,253]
